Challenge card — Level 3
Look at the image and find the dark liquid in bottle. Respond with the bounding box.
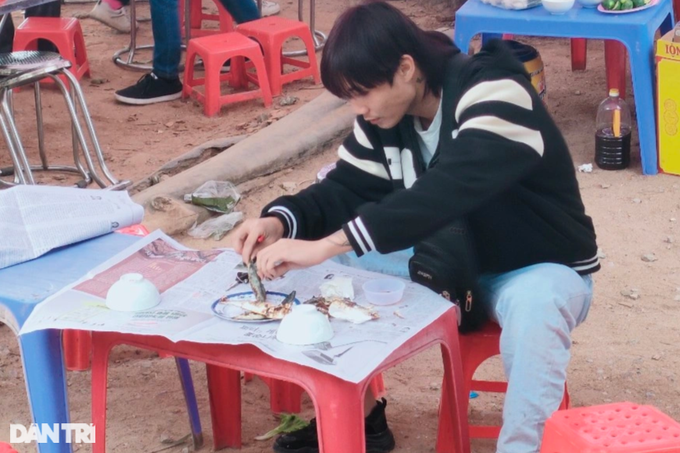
[595,127,631,170]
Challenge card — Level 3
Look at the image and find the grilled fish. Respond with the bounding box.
[304,296,378,324]
[227,300,293,320]
[247,261,267,302]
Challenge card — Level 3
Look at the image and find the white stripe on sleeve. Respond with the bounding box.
[338,145,390,180]
[353,217,377,252]
[459,116,544,156]
[455,79,533,123]
[347,221,369,254]
[267,206,297,238]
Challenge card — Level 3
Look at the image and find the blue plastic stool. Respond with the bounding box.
[454,0,675,175]
[0,234,202,452]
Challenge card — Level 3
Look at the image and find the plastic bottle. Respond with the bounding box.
[595,88,632,170]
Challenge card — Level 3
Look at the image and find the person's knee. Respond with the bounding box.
[494,263,590,326]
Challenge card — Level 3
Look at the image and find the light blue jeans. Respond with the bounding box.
[334,250,594,453]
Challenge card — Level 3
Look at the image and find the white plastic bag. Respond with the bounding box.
[188,212,244,240]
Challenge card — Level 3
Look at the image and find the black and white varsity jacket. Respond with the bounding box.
[262,40,600,276]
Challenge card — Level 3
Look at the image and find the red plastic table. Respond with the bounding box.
[91,306,471,453]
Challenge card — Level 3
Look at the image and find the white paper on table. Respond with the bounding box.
[0,185,144,270]
[20,231,454,384]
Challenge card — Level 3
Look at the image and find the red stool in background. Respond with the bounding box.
[183,32,272,116]
[179,0,235,38]
[236,16,320,96]
[436,322,570,449]
[540,402,680,453]
[13,18,90,82]
[0,443,18,453]
[571,39,627,98]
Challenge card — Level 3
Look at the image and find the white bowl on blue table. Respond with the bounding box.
[542,0,575,14]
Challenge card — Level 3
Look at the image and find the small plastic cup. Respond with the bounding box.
[362,278,406,306]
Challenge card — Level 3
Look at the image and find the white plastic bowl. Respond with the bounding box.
[106,273,161,312]
[542,0,575,14]
[362,279,406,306]
[276,304,334,345]
[577,0,602,7]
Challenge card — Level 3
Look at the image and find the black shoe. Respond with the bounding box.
[273,398,396,453]
[114,72,182,105]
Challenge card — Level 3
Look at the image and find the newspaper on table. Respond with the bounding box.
[20,230,454,384]
[0,185,143,270]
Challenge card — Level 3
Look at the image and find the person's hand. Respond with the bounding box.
[256,239,335,280]
[232,217,285,264]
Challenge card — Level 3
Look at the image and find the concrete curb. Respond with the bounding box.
[132,91,354,209]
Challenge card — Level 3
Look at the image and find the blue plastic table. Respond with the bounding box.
[0,234,139,452]
[454,0,675,175]
[0,233,203,452]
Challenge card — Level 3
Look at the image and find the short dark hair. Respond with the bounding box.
[320,1,459,100]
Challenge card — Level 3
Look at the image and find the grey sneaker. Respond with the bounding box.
[88,0,136,33]
[260,0,281,16]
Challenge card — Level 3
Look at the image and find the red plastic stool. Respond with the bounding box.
[13,18,90,82]
[183,32,272,116]
[437,322,570,449]
[541,402,680,453]
[0,443,18,453]
[236,16,320,96]
[179,0,234,38]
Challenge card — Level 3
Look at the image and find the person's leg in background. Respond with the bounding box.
[217,0,260,23]
[0,15,15,53]
[478,263,594,453]
[114,0,184,104]
[25,0,61,52]
[0,1,61,53]
[89,0,135,33]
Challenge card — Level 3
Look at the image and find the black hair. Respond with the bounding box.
[320,0,459,100]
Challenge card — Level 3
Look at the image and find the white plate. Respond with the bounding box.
[597,0,657,14]
[211,291,298,323]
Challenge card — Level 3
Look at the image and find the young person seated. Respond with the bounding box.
[232,2,599,452]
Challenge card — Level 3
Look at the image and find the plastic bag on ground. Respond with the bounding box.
[185,180,240,214]
[188,212,244,240]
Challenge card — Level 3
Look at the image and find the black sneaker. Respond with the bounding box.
[114,72,182,105]
[273,398,396,453]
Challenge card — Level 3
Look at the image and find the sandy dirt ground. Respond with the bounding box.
[1,0,680,452]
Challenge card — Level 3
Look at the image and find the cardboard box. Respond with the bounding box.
[656,30,680,175]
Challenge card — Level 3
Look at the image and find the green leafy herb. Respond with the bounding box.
[254,414,309,441]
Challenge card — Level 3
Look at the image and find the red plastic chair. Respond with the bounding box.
[90,307,471,453]
[236,16,320,96]
[0,442,18,453]
[436,322,570,449]
[179,0,235,38]
[540,402,680,452]
[182,32,272,116]
[13,18,90,83]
